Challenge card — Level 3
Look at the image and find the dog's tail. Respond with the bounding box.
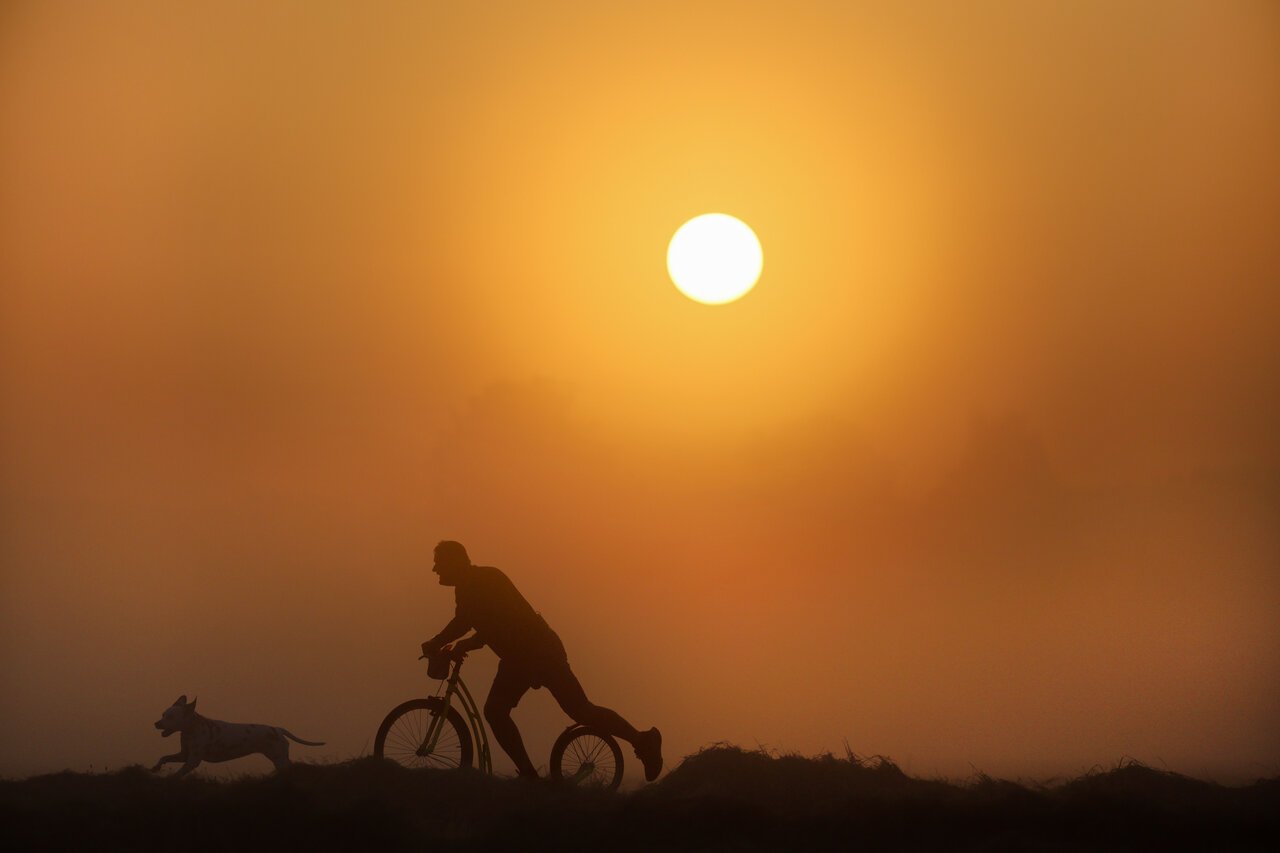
[277,728,325,746]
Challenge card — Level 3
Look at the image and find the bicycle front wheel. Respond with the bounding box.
[550,725,623,790]
[374,699,474,770]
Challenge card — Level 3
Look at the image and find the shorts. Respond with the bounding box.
[486,654,592,720]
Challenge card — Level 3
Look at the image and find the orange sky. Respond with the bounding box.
[2,1,1278,783]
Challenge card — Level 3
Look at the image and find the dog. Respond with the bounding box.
[151,695,324,777]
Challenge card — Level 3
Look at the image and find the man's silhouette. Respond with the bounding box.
[421,540,663,781]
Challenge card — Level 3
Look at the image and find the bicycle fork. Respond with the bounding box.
[415,685,456,759]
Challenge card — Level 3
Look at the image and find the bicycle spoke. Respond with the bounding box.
[379,705,467,770]
[388,714,426,765]
[393,715,423,753]
[559,732,620,789]
[388,727,413,755]
[416,707,430,748]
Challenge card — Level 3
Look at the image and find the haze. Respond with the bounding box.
[2,1,1278,783]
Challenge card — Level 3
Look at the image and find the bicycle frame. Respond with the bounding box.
[391,654,620,786]
[421,657,492,774]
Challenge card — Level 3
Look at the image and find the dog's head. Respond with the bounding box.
[154,695,197,737]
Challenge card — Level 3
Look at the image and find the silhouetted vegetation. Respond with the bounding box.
[2,746,1275,851]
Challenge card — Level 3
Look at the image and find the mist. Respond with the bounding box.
[2,0,1278,783]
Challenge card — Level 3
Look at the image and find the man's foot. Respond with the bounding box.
[635,727,663,782]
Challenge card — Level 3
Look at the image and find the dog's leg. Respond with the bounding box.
[171,759,201,779]
[266,739,291,773]
[151,752,186,772]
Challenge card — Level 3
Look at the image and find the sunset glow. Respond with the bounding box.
[0,0,1277,797]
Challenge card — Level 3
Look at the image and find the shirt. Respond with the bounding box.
[429,565,566,667]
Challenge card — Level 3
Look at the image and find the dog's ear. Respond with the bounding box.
[189,697,197,711]
[175,695,187,706]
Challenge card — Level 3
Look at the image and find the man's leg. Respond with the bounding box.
[544,664,642,744]
[545,661,663,781]
[483,660,538,778]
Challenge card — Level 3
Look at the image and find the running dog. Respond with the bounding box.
[151,695,324,777]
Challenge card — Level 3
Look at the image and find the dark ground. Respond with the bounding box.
[2,746,1276,851]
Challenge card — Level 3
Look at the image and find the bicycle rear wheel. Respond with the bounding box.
[374,699,473,770]
[550,725,623,790]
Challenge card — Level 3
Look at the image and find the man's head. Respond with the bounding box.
[432,540,471,586]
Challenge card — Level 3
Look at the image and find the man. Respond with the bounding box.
[421,540,664,782]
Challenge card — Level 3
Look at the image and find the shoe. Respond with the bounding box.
[635,727,663,782]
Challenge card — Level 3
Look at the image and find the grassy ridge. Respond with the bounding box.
[2,746,1276,851]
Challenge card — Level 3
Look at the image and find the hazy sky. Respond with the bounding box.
[2,1,1278,783]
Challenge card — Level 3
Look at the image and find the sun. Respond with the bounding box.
[667,213,763,305]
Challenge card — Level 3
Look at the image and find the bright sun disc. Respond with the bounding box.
[667,213,763,305]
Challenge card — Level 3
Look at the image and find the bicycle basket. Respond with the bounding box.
[427,653,452,680]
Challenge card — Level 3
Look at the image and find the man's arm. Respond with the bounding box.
[421,609,470,656]
[454,633,486,652]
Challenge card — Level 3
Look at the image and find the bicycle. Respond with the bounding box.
[374,649,625,790]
